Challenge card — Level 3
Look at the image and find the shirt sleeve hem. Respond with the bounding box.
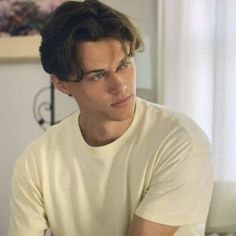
[7,227,45,236]
[134,208,208,226]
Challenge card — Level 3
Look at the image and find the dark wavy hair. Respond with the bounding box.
[39,0,144,82]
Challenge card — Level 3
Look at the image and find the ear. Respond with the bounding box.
[50,74,71,95]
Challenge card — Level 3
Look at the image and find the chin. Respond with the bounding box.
[110,106,135,122]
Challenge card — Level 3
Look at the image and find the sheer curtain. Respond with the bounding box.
[157,0,236,233]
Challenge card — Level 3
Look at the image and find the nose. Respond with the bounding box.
[108,72,127,95]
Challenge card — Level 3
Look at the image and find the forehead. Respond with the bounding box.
[76,38,130,69]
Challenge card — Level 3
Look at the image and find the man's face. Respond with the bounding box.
[68,38,136,123]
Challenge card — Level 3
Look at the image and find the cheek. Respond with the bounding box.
[74,84,109,104]
[127,65,136,88]
[128,61,136,77]
[69,84,90,104]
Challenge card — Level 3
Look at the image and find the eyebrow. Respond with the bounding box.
[83,69,105,75]
[83,56,129,75]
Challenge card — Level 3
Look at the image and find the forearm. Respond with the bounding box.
[127,215,178,236]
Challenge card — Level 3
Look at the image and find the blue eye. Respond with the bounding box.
[118,61,130,71]
[93,71,106,80]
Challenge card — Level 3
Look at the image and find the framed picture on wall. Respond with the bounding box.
[0,0,67,62]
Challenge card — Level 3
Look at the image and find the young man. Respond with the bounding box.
[8,1,213,235]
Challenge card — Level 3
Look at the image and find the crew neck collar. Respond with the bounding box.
[72,97,143,157]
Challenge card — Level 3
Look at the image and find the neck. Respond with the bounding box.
[79,115,134,147]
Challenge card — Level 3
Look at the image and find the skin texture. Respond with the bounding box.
[52,38,179,235]
[127,215,178,236]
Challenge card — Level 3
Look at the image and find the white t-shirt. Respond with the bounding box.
[8,97,213,236]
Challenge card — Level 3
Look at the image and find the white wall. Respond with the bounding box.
[0,63,47,235]
[0,1,157,235]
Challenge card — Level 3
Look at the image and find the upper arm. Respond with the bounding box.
[7,152,48,236]
[127,215,178,236]
[134,128,213,227]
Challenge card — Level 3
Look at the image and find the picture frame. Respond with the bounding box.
[0,35,41,63]
[0,0,67,63]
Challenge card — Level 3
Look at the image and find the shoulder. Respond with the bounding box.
[15,111,79,169]
[34,111,78,147]
[136,97,210,153]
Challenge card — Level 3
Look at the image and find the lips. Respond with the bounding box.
[111,95,131,107]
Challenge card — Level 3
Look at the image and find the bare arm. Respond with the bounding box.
[127,215,178,236]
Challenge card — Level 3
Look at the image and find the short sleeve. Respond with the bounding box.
[135,125,214,226]
[7,150,48,236]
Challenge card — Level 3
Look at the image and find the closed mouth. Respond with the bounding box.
[111,95,132,106]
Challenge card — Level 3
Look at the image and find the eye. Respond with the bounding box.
[117,60,131,71]
[93,71,106,81]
